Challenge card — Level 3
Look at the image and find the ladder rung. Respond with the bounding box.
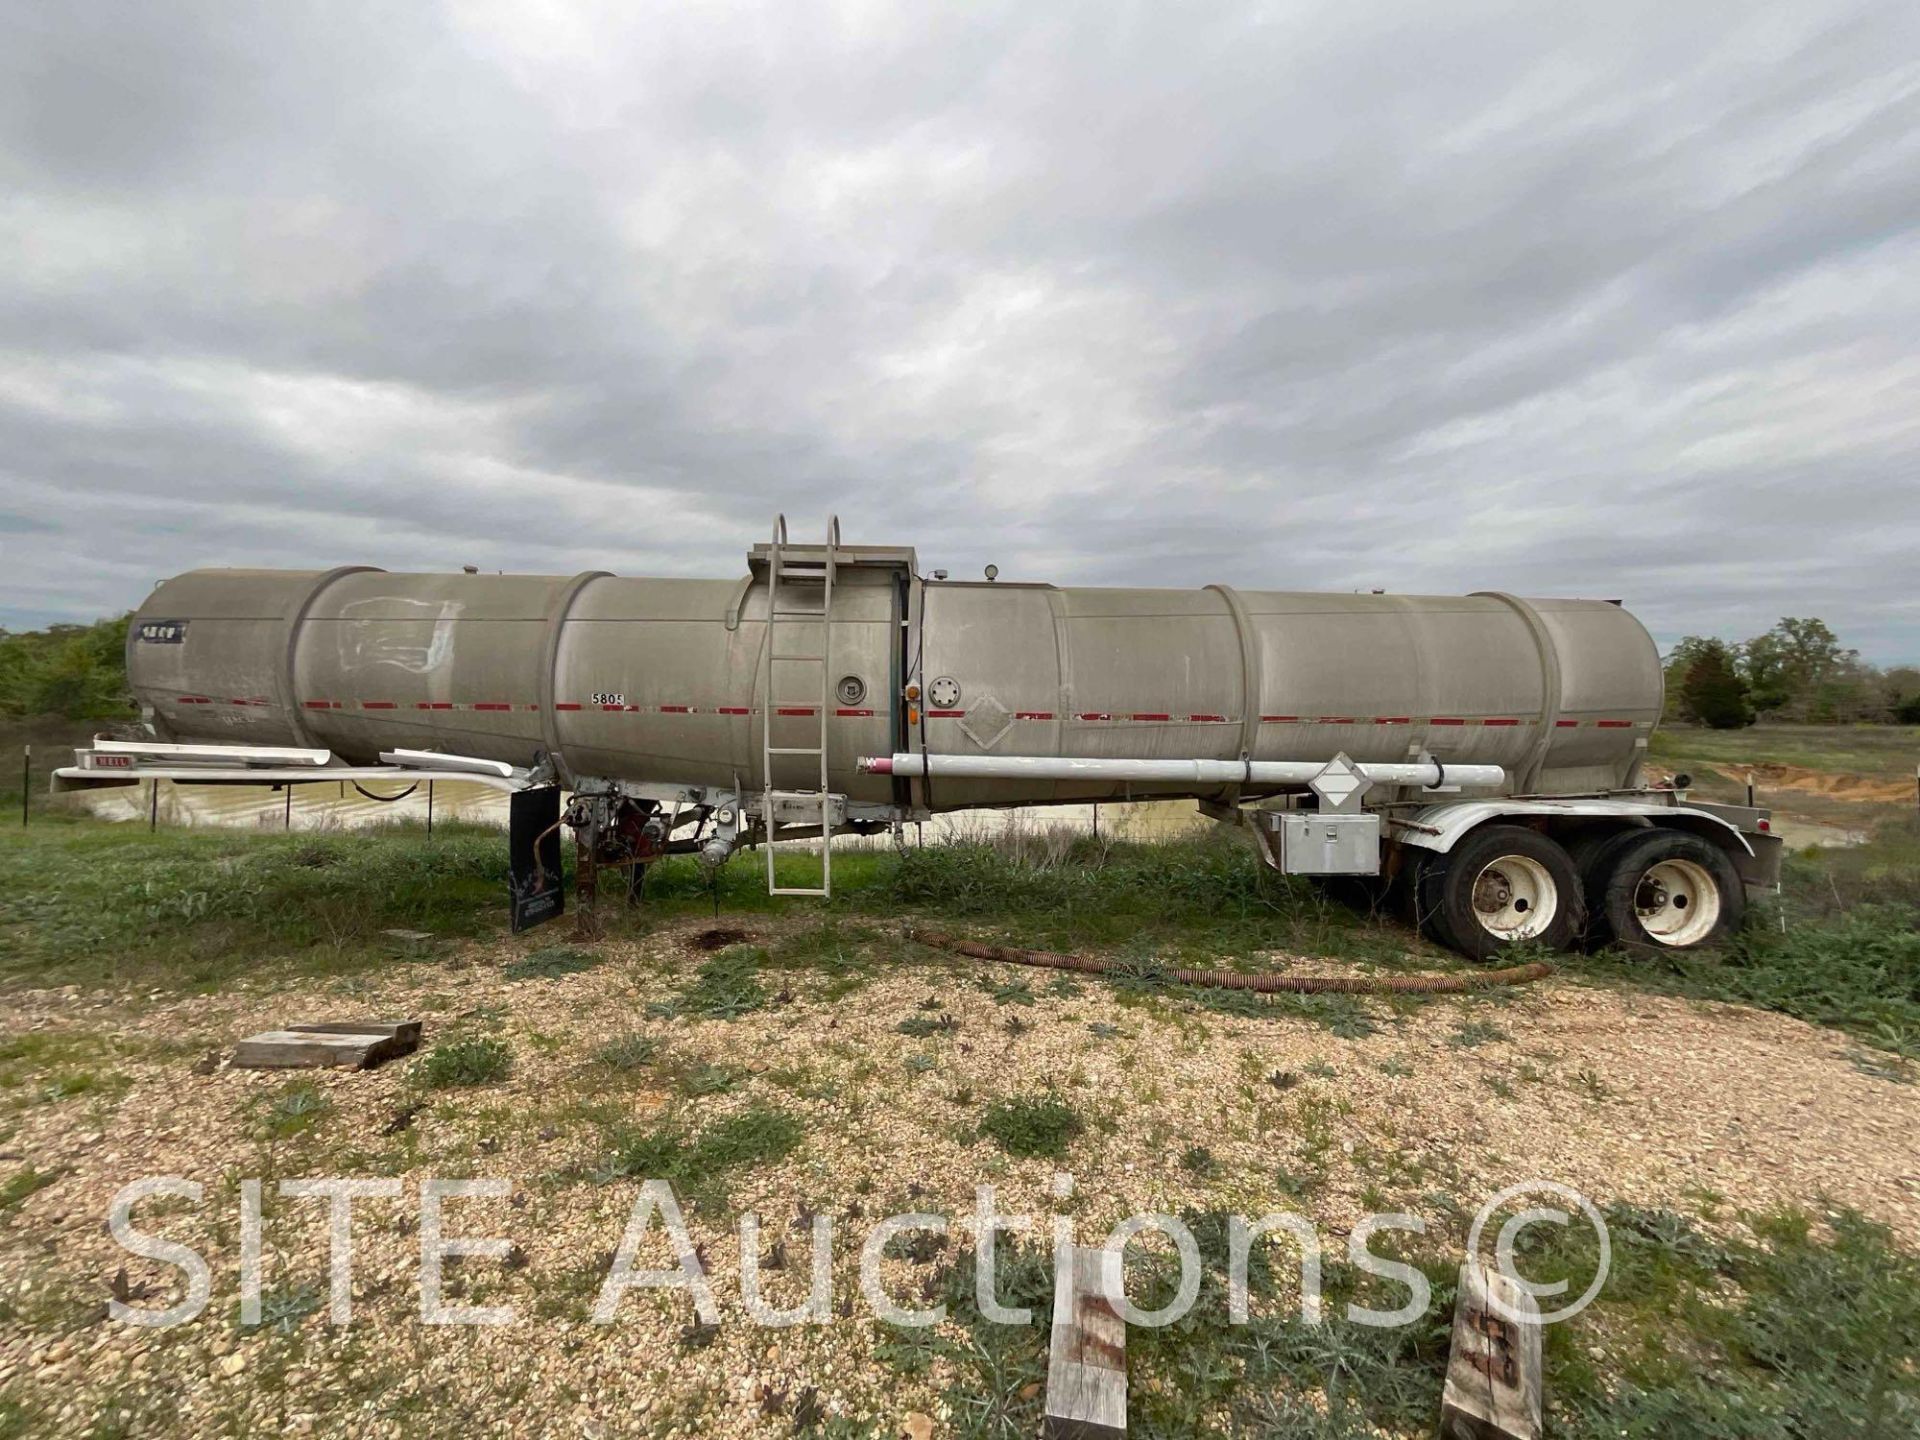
[767,747,824,756]
[769,886,830,897]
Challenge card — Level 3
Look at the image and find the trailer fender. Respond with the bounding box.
[1386,798,1756,860]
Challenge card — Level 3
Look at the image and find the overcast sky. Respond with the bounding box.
[3,3,1917,661]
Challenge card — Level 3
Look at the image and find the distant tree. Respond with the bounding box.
[0,615,133,720]
[1743,617,1859,722]
[1883,666,1920,725]
[1677,639,1753,729]
[1661,636,1731,724]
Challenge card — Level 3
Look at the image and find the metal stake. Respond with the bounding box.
[19,746,28,827]
[284,785,293,831]
[426,779,434,838]
[149,780,159,831]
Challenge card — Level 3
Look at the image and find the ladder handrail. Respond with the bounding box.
[761,514,838,897]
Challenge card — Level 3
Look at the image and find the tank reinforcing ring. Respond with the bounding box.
[1633,857,1722,947]
[1469,853,1559,942]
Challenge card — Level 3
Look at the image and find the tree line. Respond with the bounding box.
[1664,618,1920,729]
[0,616,132,721]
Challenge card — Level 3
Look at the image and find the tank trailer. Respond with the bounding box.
[56,518,1780,959]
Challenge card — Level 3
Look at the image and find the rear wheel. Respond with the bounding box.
[1420,825,1583,961]
[1592,831,1743,954]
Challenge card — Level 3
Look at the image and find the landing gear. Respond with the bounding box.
[1582,830,1743,954]
[1417,825,1583,961]
[567,794,668,937]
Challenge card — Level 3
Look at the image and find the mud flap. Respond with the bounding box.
[509,786,564,932]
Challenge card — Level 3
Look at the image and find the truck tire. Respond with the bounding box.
[1592,830,1744,954]
[1420,825,1584,961]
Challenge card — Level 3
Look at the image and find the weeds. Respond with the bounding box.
[260,1083,333,1139]
[655,947,768,1020]
[598,1104,803,1210]
[503,946,599,982]
[590,1033,659,1072]
[0,1166,60,1213]
[416,1037,512,1088]
[978,1094,1083,1160]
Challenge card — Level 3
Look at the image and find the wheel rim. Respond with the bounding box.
[1633,858,1721,946]
[1469,854,1558,941]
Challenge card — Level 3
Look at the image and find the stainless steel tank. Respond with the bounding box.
[127,546,1661,809]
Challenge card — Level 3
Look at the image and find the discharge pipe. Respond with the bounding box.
[860,753,1503,789]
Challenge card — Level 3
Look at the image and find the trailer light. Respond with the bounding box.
[905,684,920,701]
[908,706,921,725]
[1757,818,1770,832]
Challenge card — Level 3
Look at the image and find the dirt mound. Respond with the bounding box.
[1708,762,1913,804]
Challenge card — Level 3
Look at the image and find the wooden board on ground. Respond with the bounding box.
[1045,1244,1126,1439]
[232,1019,422,1070]
[1440,1258,1542,1440]
[380,929,437,952]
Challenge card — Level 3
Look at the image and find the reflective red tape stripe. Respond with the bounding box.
[1130,712,1171,722]
[1076,712,1112,721]
[658,705,692,714]
[178,696,211,704]
[1014,711,1054,720]
[361,701,396,709]
[1189,714,1228,723]
[925,709,965,718]
[554,702,582,711]
[473,703,512,712]
[717,706,750,716]
[1483,717,1519,727]
[834,708,874,717]
[1261,715,1299,723]
[1430,717,1466,726]
[1596,719,1633,728]
[302,700,335,710]
[777,707,818,717]
[1317,716,1355,725]
[1555,719,1579,727]
[1374,716,1411,725]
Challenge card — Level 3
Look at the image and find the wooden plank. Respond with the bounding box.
[380,928,437,951]
[231,1029,413,1070]
[1440,1258,1542,1440]
[1045,1245,1126,1439]
[285,1019,424,1046]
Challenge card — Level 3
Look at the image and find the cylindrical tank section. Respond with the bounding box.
[128,557,1662,809]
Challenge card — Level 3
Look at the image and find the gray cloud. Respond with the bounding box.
[2,0,1917,660]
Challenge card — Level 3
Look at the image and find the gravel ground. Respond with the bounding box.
[3,917,1917,1437]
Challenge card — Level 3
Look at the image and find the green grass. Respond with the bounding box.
[915,1200,1920,1440]
[502,945,599,981]
[415,1036,512,1088]
[0,1165,61,1213]
[5,806,1918,1060]
[589,1033,659,1072]
[0,821,510,991]
[978,1094,1083,1160]
[596,1103,804,1211]
[1651,722,1920,782]
[650,946,770,1020]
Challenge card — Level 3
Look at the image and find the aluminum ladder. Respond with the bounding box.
[760,514,840,896]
